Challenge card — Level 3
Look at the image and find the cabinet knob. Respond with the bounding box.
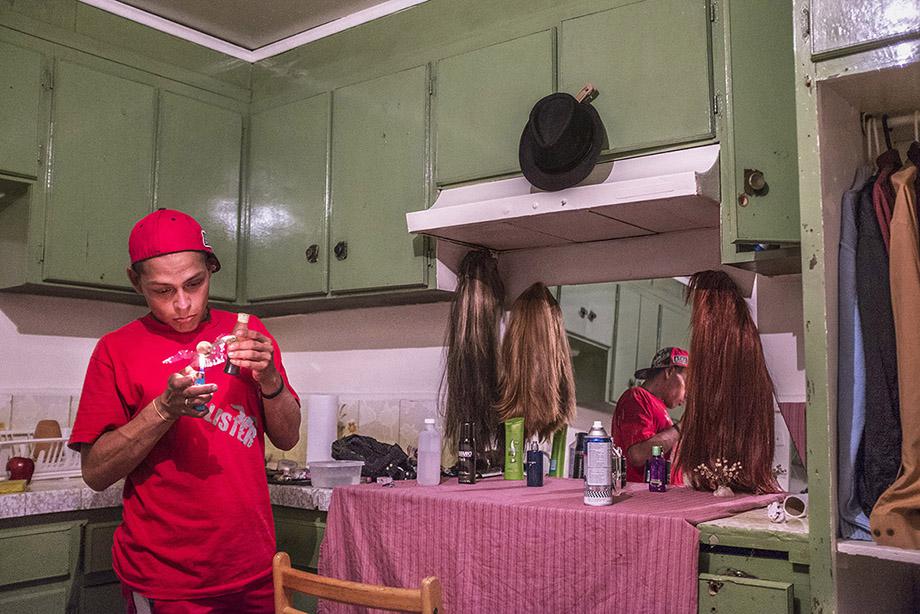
[305,244,319,263]
[744,168,768,196]
[587,310,597,322]
[578,307,588,319]
[334,241,348,261]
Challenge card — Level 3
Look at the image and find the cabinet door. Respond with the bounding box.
[436,30,554,184]
[156,91,243,301]
[0,39,45,179]
[560,0,713,155]
[331,66,429,293]
[0,584,68,614]
[559,283,616,347]
[725,0,799,244]
[44,58,156,289]
[811,0,920,58]
[247,94,329,301]
[610,284,641,401]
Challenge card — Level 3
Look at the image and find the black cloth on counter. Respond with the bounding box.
[854,178,902,516]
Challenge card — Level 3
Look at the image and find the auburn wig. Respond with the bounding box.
[676,270,780,494]
[441,250,505,454]
[495,283,577,440]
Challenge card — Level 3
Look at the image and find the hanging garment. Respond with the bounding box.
[837,174,872,540]
[854,178,902,516]
[871,163,920,549]
[872,149,902,252]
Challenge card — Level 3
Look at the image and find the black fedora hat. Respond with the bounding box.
[519,92,606,192]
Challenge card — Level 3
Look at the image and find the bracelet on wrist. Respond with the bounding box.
[152,397,172,422]
[261,379,285,399]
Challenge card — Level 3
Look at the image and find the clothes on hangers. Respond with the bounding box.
[871,162,920,549]
[872,149,902,252]
[854,178,902,517]
[837,168,873,540]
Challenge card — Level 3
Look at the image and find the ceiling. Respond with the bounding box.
[82,0,427,60]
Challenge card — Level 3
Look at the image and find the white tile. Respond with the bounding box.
[338,401,360,438]
[0,394,11,431]
[398,399,439,451]
[358,399,399,444]
[10,394,71,432]
[68,395,81,427]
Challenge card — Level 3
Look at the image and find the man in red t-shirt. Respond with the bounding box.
[611,347,688,485]
[68,209,301,614]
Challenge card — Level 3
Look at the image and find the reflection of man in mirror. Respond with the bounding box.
[611,347,687,485]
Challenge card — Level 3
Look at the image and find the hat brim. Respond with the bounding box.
[634,367,656,381]
[519,103,606,192]
[132,249,221,273]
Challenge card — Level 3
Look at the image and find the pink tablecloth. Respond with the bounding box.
[318,478,781,614]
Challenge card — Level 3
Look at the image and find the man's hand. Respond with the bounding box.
[227,330,282,394]
[158,368,218,419]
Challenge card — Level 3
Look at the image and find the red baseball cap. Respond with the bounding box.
[634,346,689,380]
[128,208,220,271]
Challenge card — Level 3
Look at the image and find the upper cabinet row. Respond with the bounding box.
[0,0,800,307]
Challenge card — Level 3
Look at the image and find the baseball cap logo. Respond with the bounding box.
[201,230,211,249]
[673,353,688,366]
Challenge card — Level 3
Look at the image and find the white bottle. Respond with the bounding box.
[417,418,442,486]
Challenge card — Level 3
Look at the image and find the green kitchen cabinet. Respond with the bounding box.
[247,94,330,301]
[721,0,799,247]
[156,91,243,301]
[330,66,430,294]
[0,37,46,179]
[43,55,156,290]
[0,584,69,614]
[699,573,794,614]
[435,29,554,185]
[0,520,83,612]
[559,0,713,156]
[273,506,326,614]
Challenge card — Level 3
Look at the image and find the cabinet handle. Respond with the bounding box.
[334,241,348,261]
[743,168,768,196]
[305,244,319,263]
[578,307,588,319]
[587,310,597,322]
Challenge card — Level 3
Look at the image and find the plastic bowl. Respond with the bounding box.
[309,460,364,488]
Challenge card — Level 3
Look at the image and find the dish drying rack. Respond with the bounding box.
[0,428,82,480]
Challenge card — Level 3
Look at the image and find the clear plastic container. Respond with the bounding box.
[417,418,442,486]
[308,460,364,487]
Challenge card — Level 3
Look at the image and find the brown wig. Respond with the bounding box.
[441,250,504,454]
[495,283,577,440]
[675,270,780,494]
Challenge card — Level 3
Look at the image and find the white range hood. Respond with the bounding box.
[407,144,720,251]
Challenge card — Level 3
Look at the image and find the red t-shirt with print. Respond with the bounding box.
[611,386,683,485]
[69,309,299,600]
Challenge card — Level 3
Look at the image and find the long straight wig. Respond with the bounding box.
[676,270,780,494]
[495,283,576,441]
[441,250,505,453]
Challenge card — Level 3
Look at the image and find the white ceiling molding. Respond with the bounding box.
[78,0,428,62]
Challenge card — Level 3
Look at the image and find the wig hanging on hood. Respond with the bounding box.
[676,270,781,494]
[495,282,576,441]
[441,250,504,455]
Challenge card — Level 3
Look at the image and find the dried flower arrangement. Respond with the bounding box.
[693,458,743,497]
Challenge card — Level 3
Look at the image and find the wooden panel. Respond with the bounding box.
[247,94,330,300]
[728,0,799,243]
[44,57,156,289]
[330,66,429,293]
[435,30,554,184]
[0,522,79,586]
[0,39,44,178]
[560,0,713,154]
[156,91,243,301]
[698,573,794,614]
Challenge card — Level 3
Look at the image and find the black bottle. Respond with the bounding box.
[458,422,477,484]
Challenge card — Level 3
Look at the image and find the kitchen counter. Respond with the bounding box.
[0,478,333,519]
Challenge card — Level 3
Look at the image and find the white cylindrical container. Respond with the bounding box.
[417,418,442,486]
[584,420,613,506]
[306,394,339,464]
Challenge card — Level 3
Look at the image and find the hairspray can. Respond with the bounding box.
[584,421,613,506]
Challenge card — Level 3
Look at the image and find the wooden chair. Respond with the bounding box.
[273,552,442,614]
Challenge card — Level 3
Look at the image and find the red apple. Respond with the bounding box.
[7,457,35,483]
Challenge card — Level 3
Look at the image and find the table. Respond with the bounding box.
[318,478,782,614]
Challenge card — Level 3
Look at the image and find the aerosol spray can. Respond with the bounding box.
[584,421,613,506]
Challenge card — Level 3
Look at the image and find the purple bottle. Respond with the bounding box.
[645,445,668,492]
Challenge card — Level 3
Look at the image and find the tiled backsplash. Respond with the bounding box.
[0,392,79,433]
[267,396,440,465]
